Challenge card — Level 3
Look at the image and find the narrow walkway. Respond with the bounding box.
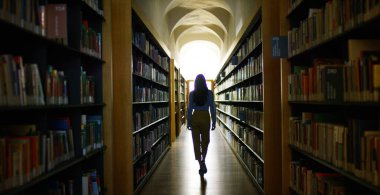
[139,126,260,195]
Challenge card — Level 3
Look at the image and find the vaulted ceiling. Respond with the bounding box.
[165,0,231,51]
[133,0,260,80]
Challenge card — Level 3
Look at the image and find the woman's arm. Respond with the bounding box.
[187,92,193,129]
[209,91,216,129]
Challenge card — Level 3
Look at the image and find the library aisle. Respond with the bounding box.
[139,125,260,195]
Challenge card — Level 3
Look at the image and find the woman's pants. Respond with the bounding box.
[190,110,211,161]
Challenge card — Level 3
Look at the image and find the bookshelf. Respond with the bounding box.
[179,73,186,126]
[281,0,380,194]
[174,67,180,136]
[132,9,171,194]
[0,0,105,194]
[214,1,281,194]
[173,67,186,136]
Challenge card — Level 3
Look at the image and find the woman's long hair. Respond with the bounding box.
[193,74,208,106]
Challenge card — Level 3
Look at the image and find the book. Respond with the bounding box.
[46,4,67,45]
[1,55,17,106]
[363,131,380,183]
[323,65,344,102]
[48,117,74,163]
[37,2,46,36]
[82,173,89,195]
[86,115,103,151]
[91,170,100,195]
[0,124,52,191]
[374,65,380,100]
[26,63,44,105]
[46,66,68,105]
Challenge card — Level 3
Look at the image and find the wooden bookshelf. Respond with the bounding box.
[131,9,171,194]
[179,73,186,125]
[217,116,264,163]
[216,108,264,133]
[0,0,106,194]
[173,67,186,136]
[214,1,281,193]
[217,126,265,194]
[174,67,180,136]
[281,0,380,194]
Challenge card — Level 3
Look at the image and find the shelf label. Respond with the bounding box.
[272,36,288,58]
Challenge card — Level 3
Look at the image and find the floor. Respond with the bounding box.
[139,126,260,195]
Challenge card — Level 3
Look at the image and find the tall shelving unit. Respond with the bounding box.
[281,0,380,194]
[131,9,171,194]
[214,1,281,194]
[179,74,186,125]
[174,67,180,136]
[214,9,264,193]
[173,68,185,135]
[0,0,105,194]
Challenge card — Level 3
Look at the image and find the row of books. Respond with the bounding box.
[0,55,45,106]
[0,55,101,107]
[133,122,168,161]
[233,24,262,65]
[0,1,104,50]
[80,67,96,104]
[288,1,380,56]
[46,168,101,195]
[80,19,102,58]
[289,112,380,185]
[134,107,169,131]
[134,138,168,187]
[174,69,178,80]
[46,66,69,105]
[217,24,262,84]
[180,104,186,124]
[81,169,101,195]
[290,159,349,195]
[218,113,263,158]
[234,54,263,83]
[217,104,263,130]
[0,123,75,192]
[134,157,148,187]
[218,63,234,83]
[149,137,168,169]
[215,54,263,93]
[133,55,168,86]
[0,0,44,34]
[133,86,169,102]
[216,84,263,101]
[47,179,75,195]
[221,127,263,187]
[80,115,103,156]
[180,93,185,102]
[46,169,101,195]
[133,32,169,71]
[288,54,380,102]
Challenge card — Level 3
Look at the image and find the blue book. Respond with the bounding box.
[48,117,71,130]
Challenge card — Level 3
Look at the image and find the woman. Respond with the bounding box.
[187,74,216,176]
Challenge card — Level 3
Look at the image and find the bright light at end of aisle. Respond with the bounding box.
[179,41,221,80]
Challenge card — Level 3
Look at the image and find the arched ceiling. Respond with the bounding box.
[165,0,232,58]
[133,0,259,79]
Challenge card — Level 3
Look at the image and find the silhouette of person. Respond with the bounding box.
[187,74,216,176]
